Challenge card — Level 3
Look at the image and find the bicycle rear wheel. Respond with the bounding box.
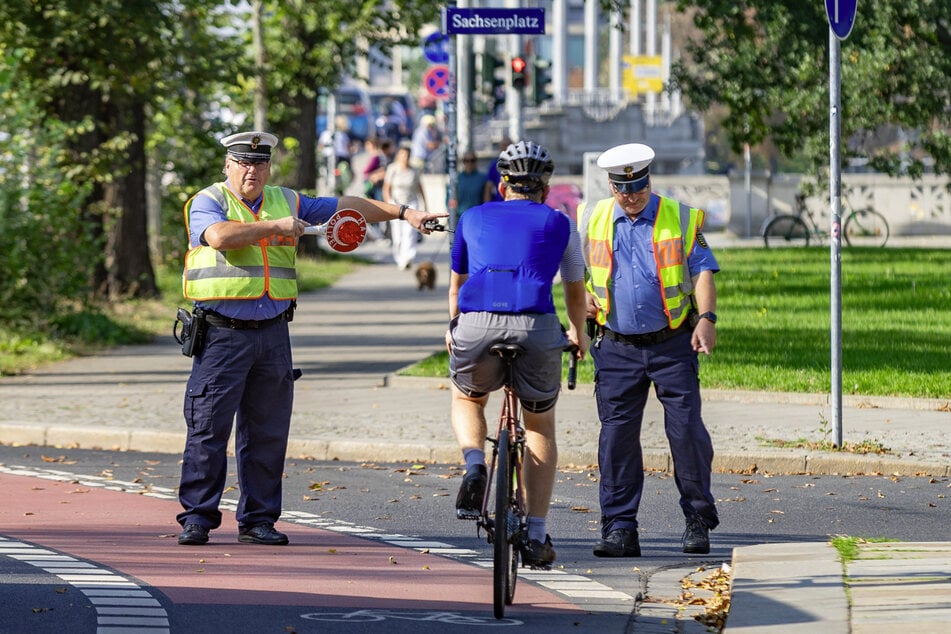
[844,209,889,247]
[493,428,518,618]
[763,215,810,247]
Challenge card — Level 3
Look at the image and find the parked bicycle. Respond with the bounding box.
[762,191,889,247]
[475,343,578,620]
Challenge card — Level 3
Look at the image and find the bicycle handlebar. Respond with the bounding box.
[423,219,453,233]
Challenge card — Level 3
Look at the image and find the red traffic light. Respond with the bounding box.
[511,56,526,73]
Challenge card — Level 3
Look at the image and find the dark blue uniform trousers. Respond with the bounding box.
[177,321,295,531]
[591,330,719,536]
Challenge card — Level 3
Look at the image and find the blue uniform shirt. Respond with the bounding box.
[606,194,719,334]
[188,183,337,320]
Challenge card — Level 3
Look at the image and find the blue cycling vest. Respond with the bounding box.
[452,200,570,314]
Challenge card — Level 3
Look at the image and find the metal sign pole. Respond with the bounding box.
[829,28,843,448]
[826,0,856,448]
[444,6,459,229]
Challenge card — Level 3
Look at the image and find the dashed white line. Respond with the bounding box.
[0,536,170,633]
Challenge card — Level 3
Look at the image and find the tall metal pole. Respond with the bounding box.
[552,0,568,106]
[829,29,843,447]
[506,0,523,142]
[251,0,266,130]
[444,6,459,228]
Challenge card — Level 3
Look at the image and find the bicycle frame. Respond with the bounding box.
[474,343,578,619]
[477,345,526,619]
[480,384,525,530]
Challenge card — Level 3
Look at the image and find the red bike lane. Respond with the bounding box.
[1,470,585,626]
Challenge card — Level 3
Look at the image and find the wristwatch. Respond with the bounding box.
[699,311,717,324]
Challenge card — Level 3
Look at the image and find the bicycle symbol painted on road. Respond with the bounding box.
[301,609,522,626]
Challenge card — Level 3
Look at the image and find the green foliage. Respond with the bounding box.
[402,248,951,399]
[672,1,951,178]
[0,56,101,331]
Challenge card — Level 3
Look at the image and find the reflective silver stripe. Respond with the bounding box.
[678,202,695,296]
[279,187,298,214]
[269,266,297,280]
[199,184,227,209]
[188,266,266,280]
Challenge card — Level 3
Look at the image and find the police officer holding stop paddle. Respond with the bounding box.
[175,131,445,547]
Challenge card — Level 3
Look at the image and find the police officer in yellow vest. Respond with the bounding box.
[577,143,719,557]
[176,131,445,547]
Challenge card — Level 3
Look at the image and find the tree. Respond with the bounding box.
[670,0,951,179]
[0,1,237,301]
[232,1,442,192]
[209,1,438,256]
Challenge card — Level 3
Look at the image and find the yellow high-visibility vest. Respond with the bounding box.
[182,183,300,301]
[579,196,704,328]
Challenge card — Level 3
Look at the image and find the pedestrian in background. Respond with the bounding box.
[482,136,512,203]
[577,142,720,557]
[447,140,588,568]
[176,131,445,547]
[455,150,486,216]
[362,138,396,242]
[383,140,427,270]
[410,114,443,173]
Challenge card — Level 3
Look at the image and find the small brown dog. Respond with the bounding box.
[415,260,437,291]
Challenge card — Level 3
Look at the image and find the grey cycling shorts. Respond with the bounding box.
[449,311,568,402]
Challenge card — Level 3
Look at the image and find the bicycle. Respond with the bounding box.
[762,191,889,248]
[475,343,578,620]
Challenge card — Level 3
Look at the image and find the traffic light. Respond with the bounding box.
[482,53,505,113]
[532,57,552,105]
[511,56,527,90]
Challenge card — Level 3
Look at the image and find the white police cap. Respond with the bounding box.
[221,131,278,161]
[596,143,655,190]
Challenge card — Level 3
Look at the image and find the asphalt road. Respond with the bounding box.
[2,445,947,633]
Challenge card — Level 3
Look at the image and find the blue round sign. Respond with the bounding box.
[825,0,857,40]
[423,32,449,64]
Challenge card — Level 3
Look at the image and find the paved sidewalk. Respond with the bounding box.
[1,233,949,632]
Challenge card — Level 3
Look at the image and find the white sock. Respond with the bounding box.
[526,516,546,543]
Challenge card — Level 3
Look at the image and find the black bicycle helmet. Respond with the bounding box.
[496,140,554,191]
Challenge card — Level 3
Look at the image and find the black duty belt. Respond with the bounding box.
[603,325,688,347]
[203,310,290,330]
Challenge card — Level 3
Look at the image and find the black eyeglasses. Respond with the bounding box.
[230,158,270,170]
[462,157,476,163]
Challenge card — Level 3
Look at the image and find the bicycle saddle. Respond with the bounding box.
[489,343,524,359]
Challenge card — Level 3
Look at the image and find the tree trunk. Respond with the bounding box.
[279,92,323,258]
[103,98,158,299]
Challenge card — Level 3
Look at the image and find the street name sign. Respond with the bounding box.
[445,7,545,35]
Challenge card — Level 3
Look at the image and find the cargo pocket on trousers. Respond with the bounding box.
[183,378,212,433]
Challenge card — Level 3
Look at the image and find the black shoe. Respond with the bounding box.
[682,517,710,554]
[455,465,486,519]
[177,523,209,545]
[521,534,556,569]
[238,523,289,545]
[593,528,641,557]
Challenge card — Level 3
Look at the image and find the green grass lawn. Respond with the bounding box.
[402,247,951,399]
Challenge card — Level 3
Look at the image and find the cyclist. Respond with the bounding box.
[445,140,589,567]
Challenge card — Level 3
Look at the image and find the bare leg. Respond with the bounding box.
[521,408,557,518]
[450,385,489,456]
